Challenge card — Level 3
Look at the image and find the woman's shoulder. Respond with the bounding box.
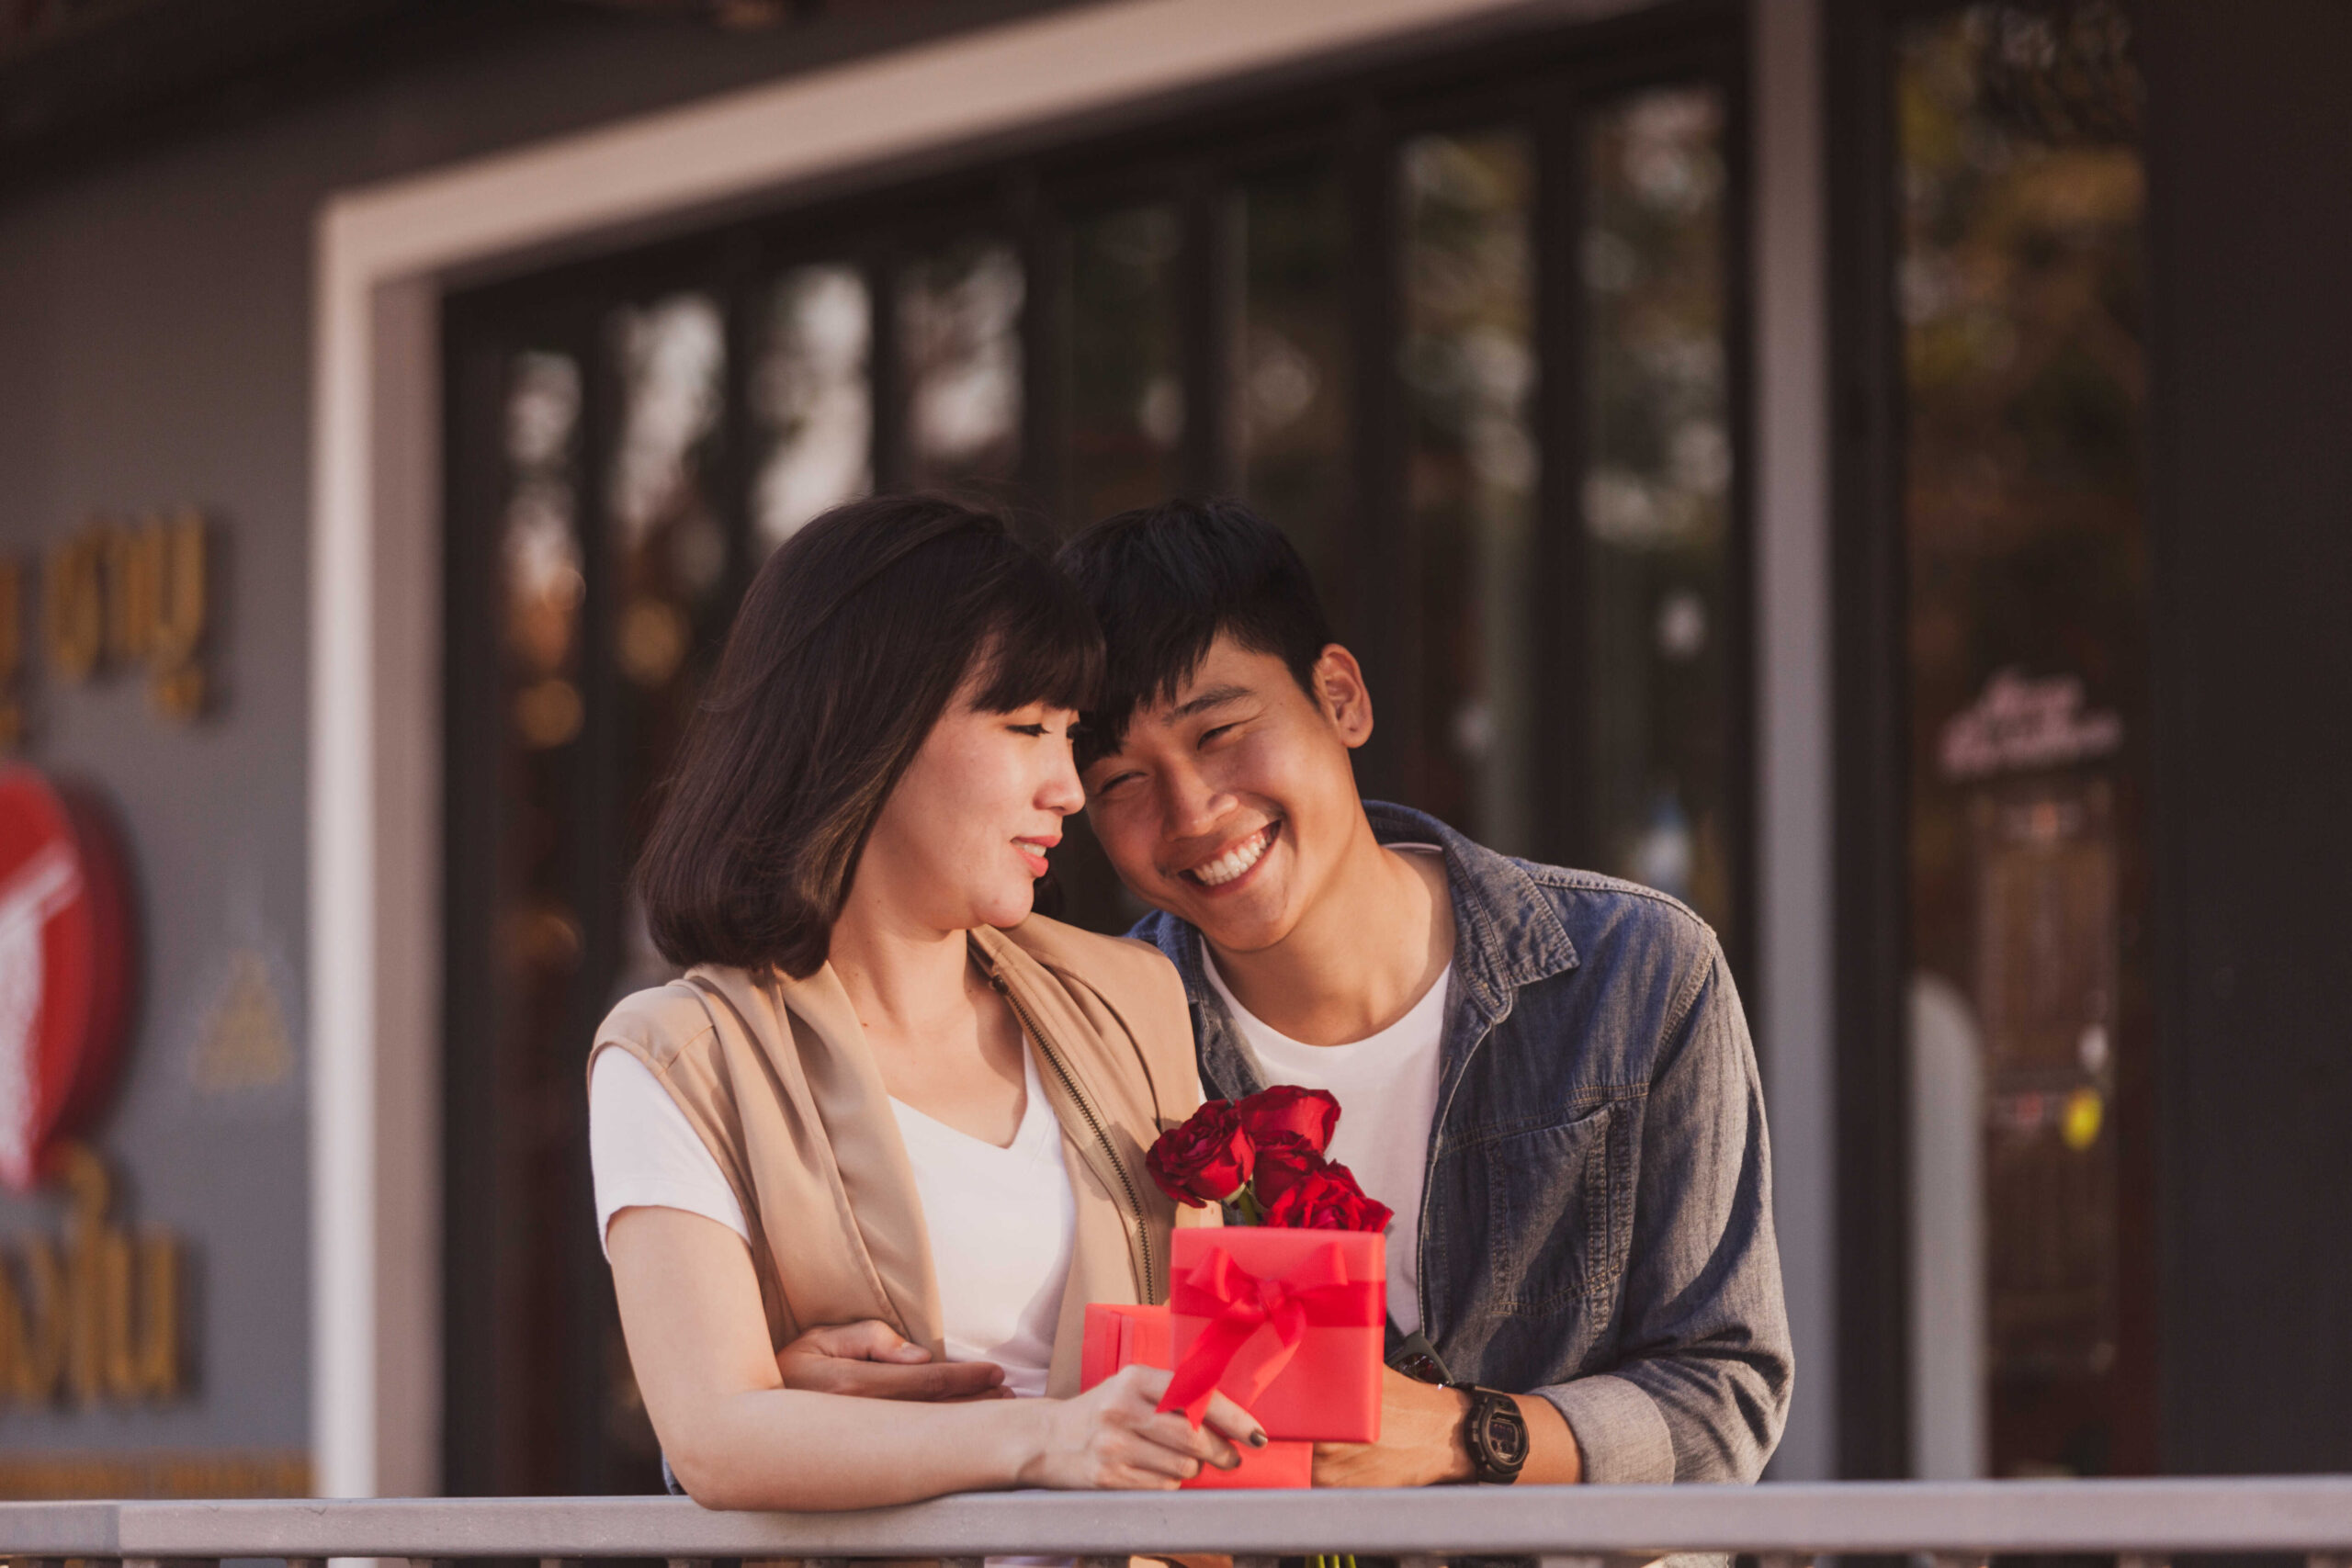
[987,914,1203,1126]
[594,965,768,1071]
[994,914,1184,1013]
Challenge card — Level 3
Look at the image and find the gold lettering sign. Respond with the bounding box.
[31,510,209,725]
[0,1143,182,1406]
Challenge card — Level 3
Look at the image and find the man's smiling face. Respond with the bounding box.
[1080,631,1370,953]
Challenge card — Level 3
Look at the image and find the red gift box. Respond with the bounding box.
[1163,1226,1385,1444]
[1079,1303,1313,1488]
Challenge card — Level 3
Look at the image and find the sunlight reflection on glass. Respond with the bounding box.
[1231,158,1351,628]
[611,295,725,562]
[1401,128,1537,853]
[1581,85,1732,937]
[902,237,1024,490]
[753,264,873,555]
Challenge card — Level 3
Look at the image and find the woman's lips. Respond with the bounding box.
[1014,837,1058,877]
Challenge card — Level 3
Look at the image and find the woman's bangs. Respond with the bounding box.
[967,565,1104,716]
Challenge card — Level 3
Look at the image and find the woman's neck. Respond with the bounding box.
[825,890,976,1043]
[825,876,1028,1149]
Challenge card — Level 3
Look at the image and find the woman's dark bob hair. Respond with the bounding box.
[636,492,1102,979]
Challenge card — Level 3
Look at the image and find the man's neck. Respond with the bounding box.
[1207,817,1455,1046]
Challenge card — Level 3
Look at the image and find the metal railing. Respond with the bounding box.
[2,1478,2350,1566]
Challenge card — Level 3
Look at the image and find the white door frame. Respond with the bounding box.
[306,0,1832,1495]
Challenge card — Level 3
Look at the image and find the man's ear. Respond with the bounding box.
[1313,644,1375,750]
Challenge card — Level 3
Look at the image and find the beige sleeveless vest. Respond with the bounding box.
[588,915,1216,1402]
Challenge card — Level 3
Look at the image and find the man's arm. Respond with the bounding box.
[1532,941,1793,1484]
[1313,1368,1583,1486]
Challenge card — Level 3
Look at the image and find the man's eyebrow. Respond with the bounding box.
[1165,683,1253,720]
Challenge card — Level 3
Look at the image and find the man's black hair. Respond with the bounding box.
[1057,497,1333,764]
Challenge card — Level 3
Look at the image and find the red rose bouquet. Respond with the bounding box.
[1145,1085,1394,1233]
[1114,1085,1390,1450]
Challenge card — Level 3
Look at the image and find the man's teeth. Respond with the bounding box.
[1192,829,1271,887]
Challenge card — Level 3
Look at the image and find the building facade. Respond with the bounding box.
[0,0,2344,1499]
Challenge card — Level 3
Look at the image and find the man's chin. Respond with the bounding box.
[1176,889,1297,956]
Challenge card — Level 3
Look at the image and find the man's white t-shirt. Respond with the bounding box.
[590,1044,1076,1397]
[1200,846,1450,1337]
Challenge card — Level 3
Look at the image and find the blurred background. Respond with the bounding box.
[0,0,2344,1506]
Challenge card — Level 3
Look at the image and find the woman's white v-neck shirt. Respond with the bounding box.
[591,1045,1076,1397]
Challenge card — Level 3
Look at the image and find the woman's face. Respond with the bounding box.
[852,689,1086,936]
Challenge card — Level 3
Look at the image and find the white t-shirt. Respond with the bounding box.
[590,1044,1077,1397]
[1200,853,1450,1338]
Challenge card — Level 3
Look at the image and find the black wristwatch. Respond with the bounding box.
[1459,1385,1530,1484]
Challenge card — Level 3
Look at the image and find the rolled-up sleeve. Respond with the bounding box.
[1531,942,1793,1483]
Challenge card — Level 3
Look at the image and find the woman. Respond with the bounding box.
[589,494,1258,1510]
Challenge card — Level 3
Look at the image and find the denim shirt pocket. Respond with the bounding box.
[1475,1095,1638,1318]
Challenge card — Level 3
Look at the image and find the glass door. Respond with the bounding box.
[440,8,1753,1494]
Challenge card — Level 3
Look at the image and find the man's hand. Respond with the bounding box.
[773,1320,1010,1402]
[1311,1366,1475,1487]
[1312,1367,1587,1487]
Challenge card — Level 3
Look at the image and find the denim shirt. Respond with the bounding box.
[1132,802,1792,1484]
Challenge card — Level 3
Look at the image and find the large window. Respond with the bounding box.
[1837,0,2155,1485]
[441,12,1749,1495]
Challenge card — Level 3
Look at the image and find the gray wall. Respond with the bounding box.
[0,0,1075,1466]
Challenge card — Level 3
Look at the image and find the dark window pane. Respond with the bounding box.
[900,236,1024,491]
[1400,128,1538,853]
[598,288,737,1483]
[752,263,873,555]
[1894,0,2153,1482]
[605,290,733,964]
[1230,158,1352,628]
[488,347,594,1489]
[1066,201,1183,525]
[1580,85,1736,942]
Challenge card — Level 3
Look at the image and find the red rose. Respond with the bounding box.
[1236,1085,1340,1154]
[1146,1100,1254,1208]
[1248,1131,1326,1206]
[1261,1157,1394,1233]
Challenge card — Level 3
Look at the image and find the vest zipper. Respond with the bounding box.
[989,970,1159,1302]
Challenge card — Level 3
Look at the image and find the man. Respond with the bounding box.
[1056,498,1790,1488]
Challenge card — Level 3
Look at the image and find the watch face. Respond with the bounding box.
[1485,1406,1529,1464]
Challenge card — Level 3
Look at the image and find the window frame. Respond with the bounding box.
[438,0,1755,1496]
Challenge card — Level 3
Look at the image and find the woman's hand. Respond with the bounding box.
[775,1320,1010,1402]
[1012,1363,1266,1490]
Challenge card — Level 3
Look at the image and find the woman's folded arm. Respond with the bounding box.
[608,1203,1264,1510]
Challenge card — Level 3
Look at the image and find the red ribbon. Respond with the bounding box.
[1156,1240,1383,1426]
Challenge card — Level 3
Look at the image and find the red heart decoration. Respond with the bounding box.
[0,768,135,1191]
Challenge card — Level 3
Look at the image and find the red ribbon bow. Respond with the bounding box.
[1156,1240,1384,1426]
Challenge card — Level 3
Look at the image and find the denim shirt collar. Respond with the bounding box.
[1139,802,1580,1104]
